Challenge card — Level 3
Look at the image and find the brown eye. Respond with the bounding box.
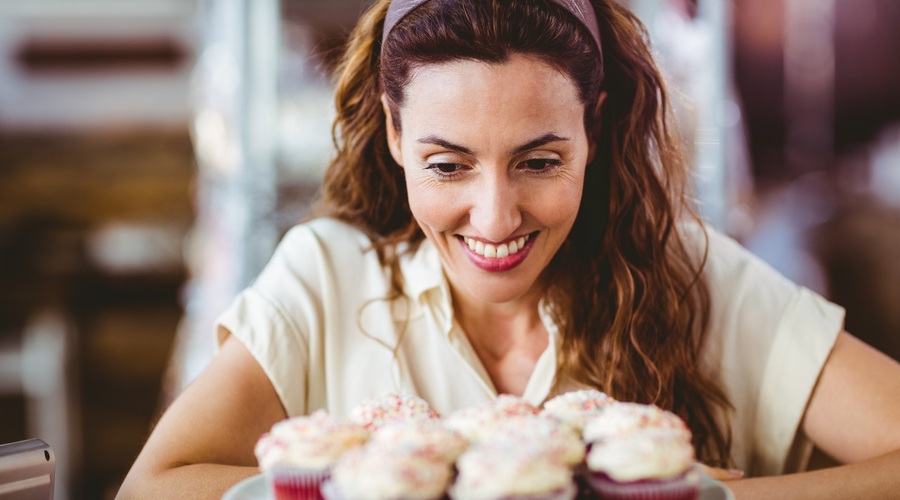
[518,159,561,172]
[425,163,468,179]
[432,163,461,173]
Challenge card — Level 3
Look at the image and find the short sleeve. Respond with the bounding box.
[215,225,329,418]
[754,287,844,474]
[690,225,845,475]
[217,288,310,416]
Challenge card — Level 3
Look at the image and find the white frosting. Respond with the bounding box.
[370,420,469,463]
[330,446,452,500]
[254,410,369,471]
[582,402,690,443]
[349,393,440,430]
[541,389,617,431]
[452,442,574,499]
[481,415,585,465]
[444,395,539,442]
[586,431,695,481]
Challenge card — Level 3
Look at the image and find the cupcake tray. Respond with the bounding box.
[222,473,735,500]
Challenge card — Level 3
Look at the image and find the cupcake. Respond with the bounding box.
[369,419,469,463]
[582,403,691,444]
[444,394,540,442]
[541,389,617,432]
[324,445,453,500]
[349,393,441,431]
[451,441,577,500]
[482,415,585,466]
[585,430,700,500]
[254,410,369,500]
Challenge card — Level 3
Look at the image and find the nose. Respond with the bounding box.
[467,172,522,242]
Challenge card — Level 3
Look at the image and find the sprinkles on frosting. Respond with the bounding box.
[348,393,441,431]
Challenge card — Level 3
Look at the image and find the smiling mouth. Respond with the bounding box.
[461,233,531,258]
[456,232,537,272]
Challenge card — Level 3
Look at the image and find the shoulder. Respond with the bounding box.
[677,219,749,267]
[677,219,805,363]
[677,219,795,296]
[249,218,385,305]
[280,217,373,251]
[271,218,376,271]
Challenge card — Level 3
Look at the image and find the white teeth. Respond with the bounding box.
[463,234,531,259]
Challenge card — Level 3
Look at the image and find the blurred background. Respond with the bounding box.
[0,0,898,497]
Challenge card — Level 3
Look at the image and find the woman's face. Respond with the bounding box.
[386,54,590,306]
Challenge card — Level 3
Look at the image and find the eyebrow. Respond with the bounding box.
[416,132,570,156]
[511,133,570,155]
[416,136,474,155]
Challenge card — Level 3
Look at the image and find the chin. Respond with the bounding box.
[458,276,538,305]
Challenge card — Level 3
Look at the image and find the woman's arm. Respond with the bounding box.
[117,332,288,499]
[728,332,900,499]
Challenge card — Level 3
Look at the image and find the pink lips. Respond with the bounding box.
[459,234,536,272]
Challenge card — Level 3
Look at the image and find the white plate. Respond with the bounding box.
[699,474,736,500]
[222,474,268,500]
[222,473,735,500]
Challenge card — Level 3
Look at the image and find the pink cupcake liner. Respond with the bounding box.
[584,472,699,500]
[268,468,331,500]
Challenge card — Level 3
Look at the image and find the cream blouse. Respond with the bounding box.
[216,217,844,476]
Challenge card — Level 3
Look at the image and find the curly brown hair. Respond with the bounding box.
[314,0,733,466]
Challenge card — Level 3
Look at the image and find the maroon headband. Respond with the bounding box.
[381,0,604,58]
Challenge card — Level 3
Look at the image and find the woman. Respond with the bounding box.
[118,0,900,498]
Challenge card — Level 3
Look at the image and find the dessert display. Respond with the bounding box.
[253,410,369,500]
[253,392,705,500]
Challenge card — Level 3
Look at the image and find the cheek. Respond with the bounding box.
[405,177,465,232]
[563,182,585,217]
[528,176,585,225]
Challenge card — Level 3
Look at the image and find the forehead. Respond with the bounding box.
[398,54,586,142]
